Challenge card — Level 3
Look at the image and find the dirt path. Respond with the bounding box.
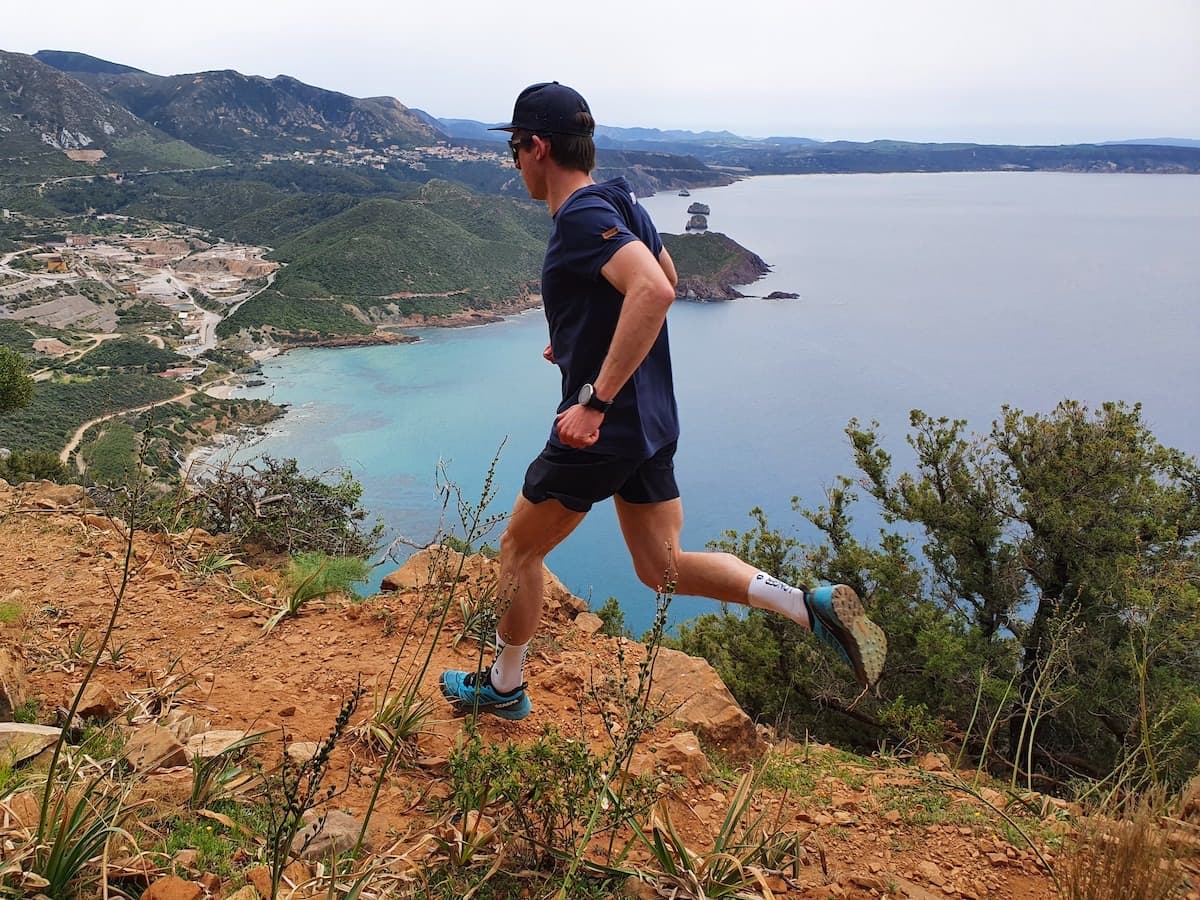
[59,386,198,468]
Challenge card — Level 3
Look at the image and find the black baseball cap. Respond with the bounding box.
[489,82,594,137]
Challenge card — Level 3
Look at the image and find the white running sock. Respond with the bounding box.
[746,572,810,629]
[490,631,529,694]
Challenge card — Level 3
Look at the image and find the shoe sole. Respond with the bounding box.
[828,585,887,687]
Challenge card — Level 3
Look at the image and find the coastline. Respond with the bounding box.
[182,299,551,483]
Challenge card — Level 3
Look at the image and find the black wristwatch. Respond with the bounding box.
[578,383,612,413]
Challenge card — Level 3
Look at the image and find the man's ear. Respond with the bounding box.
[532,134,551,161]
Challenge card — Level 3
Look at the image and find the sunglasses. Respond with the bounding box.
[507,135,534,164]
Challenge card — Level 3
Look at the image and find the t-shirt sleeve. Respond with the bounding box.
[555,198,639,280]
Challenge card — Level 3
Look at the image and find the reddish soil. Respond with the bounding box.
[1,486,1195,899]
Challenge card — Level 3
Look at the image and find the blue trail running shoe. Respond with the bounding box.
[803,584,887,688]
[440,667,532,720]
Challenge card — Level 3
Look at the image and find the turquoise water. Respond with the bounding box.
[225,173,1200,635]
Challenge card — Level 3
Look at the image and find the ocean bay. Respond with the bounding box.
[226,173,1200,635]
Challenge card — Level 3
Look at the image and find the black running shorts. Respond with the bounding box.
[521,441,680,513]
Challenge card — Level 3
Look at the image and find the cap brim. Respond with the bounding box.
[487,123,517,132]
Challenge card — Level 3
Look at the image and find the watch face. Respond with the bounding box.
[579,383,594,405]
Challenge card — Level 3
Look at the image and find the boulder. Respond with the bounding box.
[0,647,29,721]
[649,648,765,761]
[380,545,499,592]
[0,723,61,764]
[225,887,262,900]
[123,724,189,772]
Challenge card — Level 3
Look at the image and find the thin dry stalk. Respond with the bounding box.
[1058,801,1187,900]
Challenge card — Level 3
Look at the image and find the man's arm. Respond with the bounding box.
[554,240,676,448]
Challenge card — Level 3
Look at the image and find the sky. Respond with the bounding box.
[6,0,1199,144]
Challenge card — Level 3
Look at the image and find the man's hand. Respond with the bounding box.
[543,343,555,364]
[555,404,604,448]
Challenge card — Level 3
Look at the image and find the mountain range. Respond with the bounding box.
[6,47,1198,185]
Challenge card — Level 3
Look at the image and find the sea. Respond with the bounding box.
[218,173,1200,636]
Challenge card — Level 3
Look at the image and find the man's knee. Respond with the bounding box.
[631,553,677,592]
[500,525,542,568]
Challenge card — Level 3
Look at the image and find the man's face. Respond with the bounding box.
[510,131,548,201]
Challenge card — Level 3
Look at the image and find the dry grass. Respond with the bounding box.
[1058,796,1188,900]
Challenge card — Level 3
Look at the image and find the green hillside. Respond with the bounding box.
[272,181,543,298]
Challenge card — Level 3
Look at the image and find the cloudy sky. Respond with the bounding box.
[7,0,1199,143]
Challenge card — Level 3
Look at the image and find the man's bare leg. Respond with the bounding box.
[614,497,886,686]
[440,493,586,714]
[496,493,586,645]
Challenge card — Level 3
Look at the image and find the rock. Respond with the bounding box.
[161,711,210,743]
[380,545,496,592]
[225,887,261,900]
[620,875,660,899]
[247,861,312,897]
[574,612,604,636]
[917,751,950,772]
[2,789,41,826]
[228,606,256,619]
[765,291,800,300]
[287,741,322,763]
[916,859,946,886]
[142,875,203,900]
[849,874,888,892]
[649,648,765,761]
[291,809,366,860]
[0,723,61,764]
[68,682,119,720]
[656,731,711,779]
[18,481,91,510]
[185,729,257,760]
[83,513,126,535]
[124,724,189,772]
[0,647,29,721]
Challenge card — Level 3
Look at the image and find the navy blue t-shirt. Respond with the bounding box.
[542,177,679,458]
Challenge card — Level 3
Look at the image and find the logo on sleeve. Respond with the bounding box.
[601,226,620,240]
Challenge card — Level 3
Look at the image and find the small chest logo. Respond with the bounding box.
[601,226,620,240]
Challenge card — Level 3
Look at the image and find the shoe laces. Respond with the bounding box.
[462,668,493,689]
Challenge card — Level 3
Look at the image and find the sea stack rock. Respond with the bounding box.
[685,214,708,232]
[687,202,710,215]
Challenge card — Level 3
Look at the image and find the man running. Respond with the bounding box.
[441,82,885,720]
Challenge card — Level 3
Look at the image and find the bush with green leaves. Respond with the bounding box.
[449,725,605,868]
[0,449,73,484]
[185,455,384,558]
[674,401,1200,793]
[0,346,34,415]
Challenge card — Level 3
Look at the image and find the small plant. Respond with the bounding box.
[877,695,946,755]
[188,731,265,811]
[256,687,363,900]
[190,550,241,577]
[595,596,631,639]
[263,552,369,633]
[448,725,605,867]
[600,769,803,899]
[13,697,40,724]
[31,766,134,897]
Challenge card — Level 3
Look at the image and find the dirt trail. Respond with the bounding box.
[0,495,1109,899]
